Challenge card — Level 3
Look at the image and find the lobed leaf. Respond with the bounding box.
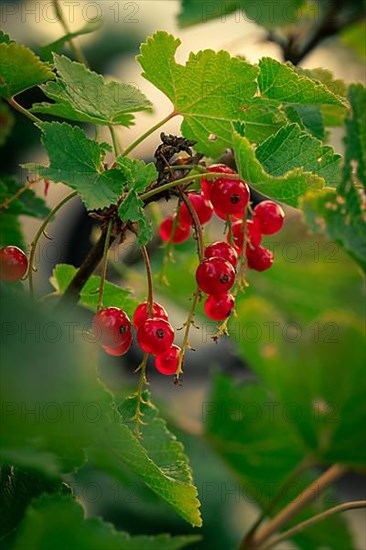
[31,54,152,127]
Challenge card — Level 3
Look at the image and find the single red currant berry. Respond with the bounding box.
[247,219,262,247]
[93,307,132,348]
[0,246,28,282]
[204,241,238,268]
[210,179,250,216]
[200,164,236,199]
[133,301,168,329]
[137,318,174,355]
[228,221,244,252]
[214,207,241,221]
[246,245,274,271]
[155,344,181,375]
[253,200,285,235]
[179,193,213,226]
[159,216,190,244]
[103,332,133,357]
[196,258,235,294]
[204,293,235,321]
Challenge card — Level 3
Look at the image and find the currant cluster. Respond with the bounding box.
[159,164,285,322]
[93,302,179,375]
[0,246,28,282]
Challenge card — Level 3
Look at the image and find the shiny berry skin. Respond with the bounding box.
[204,293,235,321]
[155,344,181,375]
[93,307,132,348]
[204,241,238,268]
[133,301,168,329]
[210,179,250,216]
[137,318,174,355]
[159,216,190,244]
[196,258,235,294]
[179,193,213,226]
[0,246,28,282]
[246,245,274,271]
[247,219,262,247]
[103,332,133,356]
[200,164,236,199]
[253,200,285,235]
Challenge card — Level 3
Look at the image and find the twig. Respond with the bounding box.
[29,191,78,296]
[7,97,41,124]
[244,464,347,549]
[261,500,366,550]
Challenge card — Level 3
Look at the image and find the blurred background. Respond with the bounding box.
[1,1,365,548]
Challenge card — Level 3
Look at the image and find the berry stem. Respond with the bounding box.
[29,191,78,297]
[158,206,179,286]
[179,190,205,261]
[133,353,149,438]
[176,289,201,380]
[52,0,88,65]
[0,177,41,211]
[109,126,122,156]
[7,97,41,124]
[260,500,366,550]
[121,111,177,157]
[140,171,241,202]
[97,218,114,311]
[141,245,154,316]
[242,463,347,550]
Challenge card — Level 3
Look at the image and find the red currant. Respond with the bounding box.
[204,241,238,268]
[204,293,235,321]
[0,246,28,282]
[155,344,181,375]
[179,193,213,226]
[103,332,133,356]
[247,219,262,247]
[253,201,285,235]
[246,245,274,271]
[210,179,250,216]
[159,216,190,244]
[93,307,132,348]
[200,164,236,199]
[137,318,174,355]
[133,301,168,329]
[196,258,235,294]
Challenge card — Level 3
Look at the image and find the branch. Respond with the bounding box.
[261,500,366,550]
[243,463,347,549]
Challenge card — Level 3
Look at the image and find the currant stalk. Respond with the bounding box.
[29,191,78,297]
[96,218,114,311]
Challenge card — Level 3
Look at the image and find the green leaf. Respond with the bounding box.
[14,494,200,550]
[258,58,346,106]
[50,264,138,317]
[0,288,117,474]
[178,0,305,28]
[115,158,157,245]
[0,176,50,249]
[301,187,366,272]
[343,83,366,189]
[206,374,355,550]
[39,19,103,62]
[284,104,325,139]
[0,42,53,98]
[90,393,202,527]
[137,31,259,156]
[256,123,341,187]
[232,128,324,206]
[25,122,124,210]
[235,98,288,144]
[341,21,366,60]
[117,157,157,193]
[0,30,14,44]
[233,298,366,467]
[0,102,15,145]
[31,54,152,127]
